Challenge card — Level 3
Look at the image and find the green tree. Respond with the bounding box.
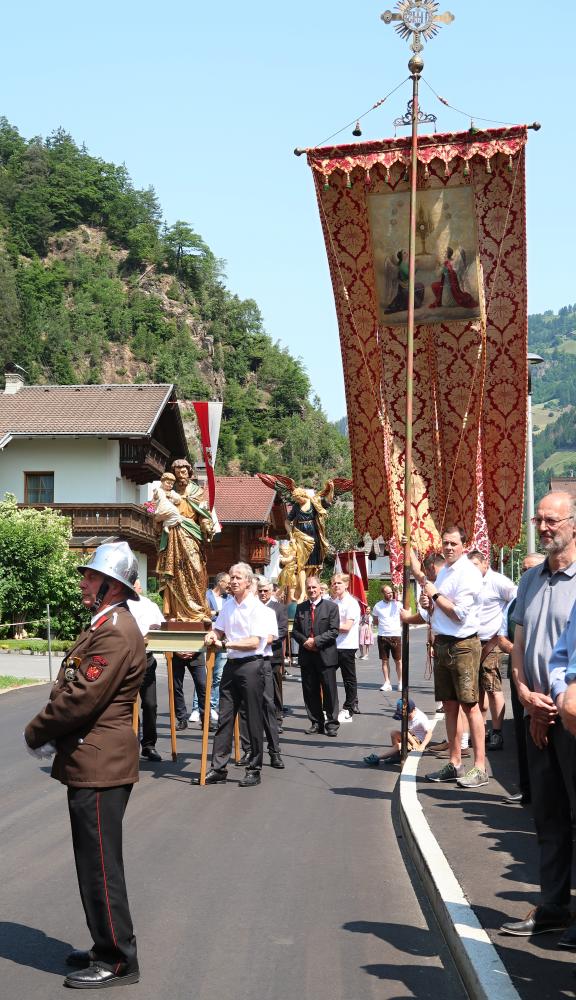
[0,495,85,639]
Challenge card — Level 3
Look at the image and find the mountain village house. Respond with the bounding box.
[0,366,285,586]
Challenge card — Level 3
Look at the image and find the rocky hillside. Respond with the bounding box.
[0,120,350,482]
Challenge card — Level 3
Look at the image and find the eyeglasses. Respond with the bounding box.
[531,515,574,528]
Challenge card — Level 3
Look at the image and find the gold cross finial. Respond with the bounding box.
[381,0,454,53]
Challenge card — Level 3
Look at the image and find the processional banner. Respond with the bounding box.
[306,126,528,556]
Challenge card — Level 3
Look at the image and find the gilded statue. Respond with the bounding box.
[258,474,353,601]
[154,460,214,622]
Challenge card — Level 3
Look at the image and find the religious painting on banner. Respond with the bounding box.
[305,126,529,558]
[368,186,482,325]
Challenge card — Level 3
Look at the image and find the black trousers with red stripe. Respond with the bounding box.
[67,785,137,972]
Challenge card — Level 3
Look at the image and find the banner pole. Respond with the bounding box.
[400,55,422,761]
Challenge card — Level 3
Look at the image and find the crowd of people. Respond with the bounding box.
[22,486,576,988]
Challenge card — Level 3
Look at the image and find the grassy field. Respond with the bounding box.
[537,450,576,474]
[0,676,42,689]
[532,401,564,434]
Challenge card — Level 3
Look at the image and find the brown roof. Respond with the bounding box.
[0,384,175,436]
[215,475,277,524]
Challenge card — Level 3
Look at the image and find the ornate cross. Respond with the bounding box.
[381,0,454,53]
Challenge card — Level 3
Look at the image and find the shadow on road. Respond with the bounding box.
[0,922,73,974]
[344,919,463,999]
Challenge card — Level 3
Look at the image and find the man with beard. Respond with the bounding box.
[501,492,576,942]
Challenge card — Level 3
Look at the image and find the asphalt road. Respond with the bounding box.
[1,636,467,1000]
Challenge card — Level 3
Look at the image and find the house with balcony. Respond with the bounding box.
[0,366,189,582]
[207,475,288,579]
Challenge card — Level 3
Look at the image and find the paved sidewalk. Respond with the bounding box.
[401,687,576,999]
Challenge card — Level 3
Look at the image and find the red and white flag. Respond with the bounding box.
[192,401,223,532]
[334,550,368,612]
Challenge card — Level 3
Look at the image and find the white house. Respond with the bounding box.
[0,365,189,583]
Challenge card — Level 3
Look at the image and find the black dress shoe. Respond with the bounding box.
[325,726,338,737]
[558,925,576,949]
[66,949,94,968]
[239,769,261,787]
[306,723,324,735]
[141,747,162,762]
[350,704,361,714]
[199,768,227,785]
[269,752,285,769]
[176,718,188,731]
[501,906,571,936]
[64,963,140,988]
[503,791,531,805]
[235,751,253,767]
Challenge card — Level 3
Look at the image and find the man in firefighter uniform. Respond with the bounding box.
[25,541,146,989]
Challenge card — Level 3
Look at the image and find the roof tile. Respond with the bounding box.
[0,384,173,435]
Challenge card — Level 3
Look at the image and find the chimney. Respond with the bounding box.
[4,362,26,395]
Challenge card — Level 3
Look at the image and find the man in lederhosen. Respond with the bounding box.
[25,541,146,989]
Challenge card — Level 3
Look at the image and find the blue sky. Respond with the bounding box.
[3,2,572,417]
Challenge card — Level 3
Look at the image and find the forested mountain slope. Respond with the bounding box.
[0,119,349,482]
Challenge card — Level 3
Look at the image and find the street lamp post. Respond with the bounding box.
[526,352,544,552]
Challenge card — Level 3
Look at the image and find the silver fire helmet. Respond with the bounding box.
[77,541,140,600]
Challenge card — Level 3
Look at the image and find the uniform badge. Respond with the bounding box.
[63,656,81,682]
[91,655,108,667]
[86,663,104,681]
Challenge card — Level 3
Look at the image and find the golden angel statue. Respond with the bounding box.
[258,474,353,601]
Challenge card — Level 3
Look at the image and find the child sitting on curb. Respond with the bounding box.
[364,697,433,766]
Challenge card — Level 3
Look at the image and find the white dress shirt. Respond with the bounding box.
[214,592,271,658]
[476,568,517,641]
[128,596,165,637]
[432,555,483,638]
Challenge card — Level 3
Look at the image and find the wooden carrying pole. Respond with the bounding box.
[166,651,178,762]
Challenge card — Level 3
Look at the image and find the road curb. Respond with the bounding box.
[399,724,521,1000]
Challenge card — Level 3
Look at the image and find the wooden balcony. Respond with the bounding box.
[20,503,158,556]
[118,438,170,484]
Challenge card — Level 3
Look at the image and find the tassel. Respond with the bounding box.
[463,161,470,177]
[423,164,430,179]
[486,158,492,174]
[345,171,352,189]
[508,154,513,172]
[385,167,391,184]
[365,169,371,186]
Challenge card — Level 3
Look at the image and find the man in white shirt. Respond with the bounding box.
[332,573,361,721]
[127,581,165,762]
[416,526,486,788]
[372,584,402,691]
[203,563,273,787]
[468,550,517,751]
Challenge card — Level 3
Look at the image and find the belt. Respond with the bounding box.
[228,655,262,665]
[435,633,478,644]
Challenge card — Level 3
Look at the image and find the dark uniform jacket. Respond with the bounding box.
[292,598,340,667]
[268,598,288,662]
[25,604,146,788]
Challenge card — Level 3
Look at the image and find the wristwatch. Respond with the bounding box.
[431,592,440,602]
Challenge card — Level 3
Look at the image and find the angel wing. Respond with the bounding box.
[381,254,400,310]
[317,478,354,499]
[256,473,296,503]
[453,247,467,283]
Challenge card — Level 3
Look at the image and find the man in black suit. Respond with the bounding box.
[257,579,289,729]
[292,575,340,736]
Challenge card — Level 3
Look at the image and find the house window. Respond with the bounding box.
[24,472,54,504]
